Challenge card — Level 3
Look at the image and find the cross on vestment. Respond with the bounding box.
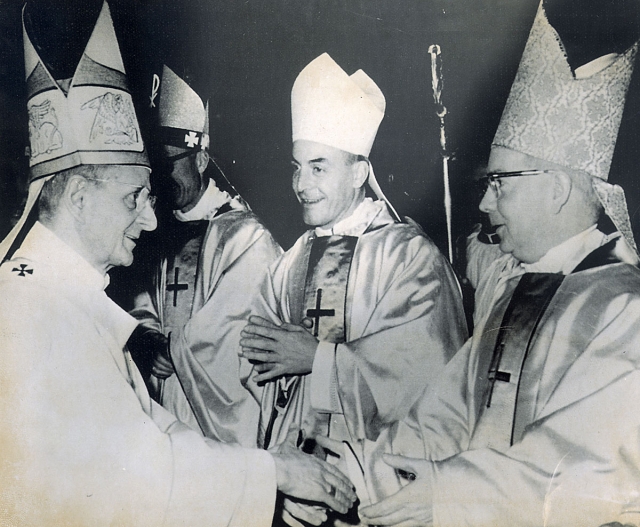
[12,264,33,277]
[306,288,335,337]
[166,267,189,306]
[184,131,199,148]
[485,339,514,407]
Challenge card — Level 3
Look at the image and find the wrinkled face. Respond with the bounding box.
[162,145,202,211]
[480,147,555,263]
[292,140,362,230]
[82,165,157,272]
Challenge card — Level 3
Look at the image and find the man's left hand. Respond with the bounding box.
[240,316,319,382]
[358,455,434,527]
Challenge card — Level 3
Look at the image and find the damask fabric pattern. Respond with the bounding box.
[492,2,637,181]
[131,209,282,448]
[395,237,640,527]
[0,222,276,526]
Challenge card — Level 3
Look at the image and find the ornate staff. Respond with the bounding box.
[428,44,453,263]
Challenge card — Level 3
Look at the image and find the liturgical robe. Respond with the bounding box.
[255,198,467,493]
[0,222,276,526]
[392,227,640,527]
[132,183,282,448]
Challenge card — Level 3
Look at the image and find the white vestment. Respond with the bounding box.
[0,222,276,526]
[132,182,282,447]
[392,228,640,527]
[255,198,467,501]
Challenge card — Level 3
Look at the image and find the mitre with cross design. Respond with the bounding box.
[157,65,210,152]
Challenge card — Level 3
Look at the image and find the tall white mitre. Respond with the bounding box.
[0,0,149,262]
[493,0,639,252]
[158,65,210,151]
[291,52,399,220]
[292,52,385,157]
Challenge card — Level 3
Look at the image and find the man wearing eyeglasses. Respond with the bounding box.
[128,65,282,448]
[358,2,640,526]
[0,3,358,524]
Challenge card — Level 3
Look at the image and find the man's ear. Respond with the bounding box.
[351,160,369,189]
[551,171,572,214]
[196,150,209,175]
[64,175,91,223]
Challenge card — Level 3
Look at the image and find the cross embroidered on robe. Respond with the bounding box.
[470,273,565,451]
[262,235,358,448]
[162,221,208,336]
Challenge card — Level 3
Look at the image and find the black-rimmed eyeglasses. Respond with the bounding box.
[478,170,556,198]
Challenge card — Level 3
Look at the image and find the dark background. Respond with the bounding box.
[2,0,640,277]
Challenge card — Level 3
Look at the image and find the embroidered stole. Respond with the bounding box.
[162,220,209,337]
[260,235,358,448]
[470,239,620,451]
[469,273,564,450]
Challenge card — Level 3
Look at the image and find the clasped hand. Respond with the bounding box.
[240,315,319,382]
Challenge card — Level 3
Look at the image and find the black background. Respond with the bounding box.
[2,0,640,273]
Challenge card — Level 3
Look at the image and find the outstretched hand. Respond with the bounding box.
[240,316,319,382]
[272,440,357,516]
[358,455,434,527]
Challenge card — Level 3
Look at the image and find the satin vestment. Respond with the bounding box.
[394,229,640,527]
[0,222,276,526]
[255,199,467,499]
[132,189,282,448]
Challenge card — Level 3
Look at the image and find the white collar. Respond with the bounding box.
[314,198,385,237]
[11,222,137,348]
[15,221,109,290]
[521,224,613,275]
[174,179,244,222]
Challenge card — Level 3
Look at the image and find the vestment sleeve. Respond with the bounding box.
[169,224,282,446]
[333,238,467,442]
[0,282,277,526]
[430,311,640,527]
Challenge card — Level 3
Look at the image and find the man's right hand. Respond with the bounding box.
[271,444,357,516]
[147,332,173,379]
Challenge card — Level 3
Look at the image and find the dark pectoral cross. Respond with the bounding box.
[166,267,189,307]
[306,288,335,337]
[486,342,511,408]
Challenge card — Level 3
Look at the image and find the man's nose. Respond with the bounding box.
[293,167,312,193]
[479,188,496,213]
[137,200,157,231]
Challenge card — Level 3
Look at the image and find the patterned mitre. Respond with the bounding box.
[158,65,209,151]
[24,1,148,180]
[493,0,639,251]
[0,0,148,262]
[292,53,399,221]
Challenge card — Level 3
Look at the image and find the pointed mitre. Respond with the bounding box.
[291,53,400,220]
[291,53,385,157]
[492,0,639,251]
[158,65,209,151]
[1,0,148,262]
[24,0,148,180]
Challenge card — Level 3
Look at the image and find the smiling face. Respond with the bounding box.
[81,165,157,273]
[291,140,366,230]
[480,147,557,264]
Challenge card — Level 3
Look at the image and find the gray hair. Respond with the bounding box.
[38,165,105,223]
